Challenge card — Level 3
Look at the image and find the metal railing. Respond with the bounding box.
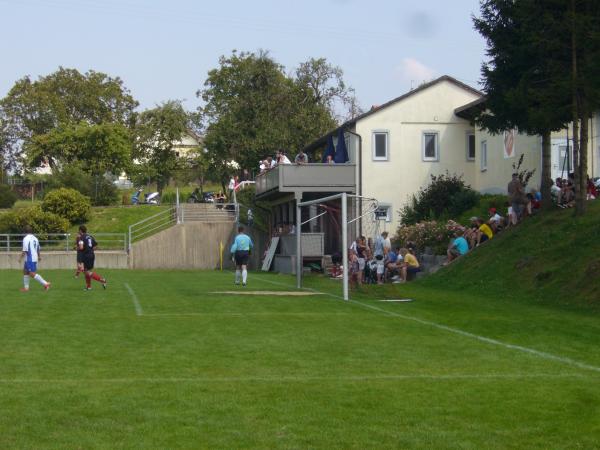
[0,233,127,252]
[128,206,178,251]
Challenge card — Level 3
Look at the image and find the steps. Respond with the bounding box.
[180,203,236,223]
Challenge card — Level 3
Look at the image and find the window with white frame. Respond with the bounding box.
[480,140,488,171]
[422,131,439,161]
[372,131,389,161]
[374,204,392,222]
[466,132,476,161]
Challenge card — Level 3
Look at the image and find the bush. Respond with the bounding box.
[0,185,17,209]
[394,220,466,255]
[399,172,480,225]
[42,188,91,224]
[0,205,70,233]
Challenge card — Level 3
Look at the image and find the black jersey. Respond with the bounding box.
[79,233,97,257]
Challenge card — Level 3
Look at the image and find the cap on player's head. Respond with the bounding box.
[238,225,245,233]
[79,225,87,233]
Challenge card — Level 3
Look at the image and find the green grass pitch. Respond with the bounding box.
[1,269,599,449]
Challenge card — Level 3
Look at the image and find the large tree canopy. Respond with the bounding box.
[197,51,356,183]
[132,100,193,194]
[0,67,138,171]
[474,0,600,214]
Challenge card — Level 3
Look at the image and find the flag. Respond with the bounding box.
[334,128,349,163]
[322,134,335,163]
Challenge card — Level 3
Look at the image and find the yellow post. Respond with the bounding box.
[219,240,224,271]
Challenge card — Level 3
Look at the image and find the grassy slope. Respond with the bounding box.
[420,200,600,308]
[1,270,599,449]
[68,205,168,234]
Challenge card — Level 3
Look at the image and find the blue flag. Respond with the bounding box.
[322,134,335,163]
[334,128,349,163]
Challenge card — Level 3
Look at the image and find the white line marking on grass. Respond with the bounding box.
[124,283,143,316]
[254,276,600,374]
[0,373,595,384]
[141,312,350,317]
[209,290,323,296]
[379,299,414,302]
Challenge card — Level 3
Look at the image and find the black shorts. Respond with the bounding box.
[83,256,95,271]
[76,252,84,263]
[234,250,249,266]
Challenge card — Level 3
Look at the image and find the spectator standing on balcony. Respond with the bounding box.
[295,150,308,165]
[277,150,291,165]
[19,226,51,292]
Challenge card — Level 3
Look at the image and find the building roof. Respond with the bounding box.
[454,96,487,121]
[303,75,483,153]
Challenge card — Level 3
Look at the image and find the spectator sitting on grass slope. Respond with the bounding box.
[398,248,421,283]
[446,230,469,265]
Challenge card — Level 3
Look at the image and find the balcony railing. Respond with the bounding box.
[255,163,356,197]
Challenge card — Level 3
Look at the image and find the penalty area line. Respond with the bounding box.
[124,283,143,316]
[0,372,594,384]
[254,276,600,374]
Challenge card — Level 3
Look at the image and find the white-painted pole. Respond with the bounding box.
[176,187,181,224]
[341,192,348,301]
[296,194,302,289]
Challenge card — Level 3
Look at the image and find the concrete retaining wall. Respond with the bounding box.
[0,223,269,271]
[130,222,238,269]
[0,251,128,270]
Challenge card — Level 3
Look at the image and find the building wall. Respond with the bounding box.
[130,222,237,269]
[473,130,542,195]
[550,114,599,179]
[355,80,481,231]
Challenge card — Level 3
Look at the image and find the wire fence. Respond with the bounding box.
[0,233,128,252]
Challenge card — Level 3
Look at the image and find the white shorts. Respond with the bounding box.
[376,261,385,275]
[357,258,365,271]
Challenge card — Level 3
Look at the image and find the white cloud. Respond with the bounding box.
[396,58,437,85]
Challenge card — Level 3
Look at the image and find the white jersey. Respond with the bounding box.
[22,234,40,263]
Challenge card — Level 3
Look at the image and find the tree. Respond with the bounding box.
[0,67,138,170]
[26,122,132,175]
[473,0,571,210]
[133,101,191,194]
[294,57,361,122]
[474,0,600,215]
[197,51,349,185]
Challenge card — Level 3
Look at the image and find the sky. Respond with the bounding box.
[0,0,487,114]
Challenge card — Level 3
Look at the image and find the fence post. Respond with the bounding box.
[128,225,132,253]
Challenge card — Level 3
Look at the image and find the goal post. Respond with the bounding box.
[296,192,380,301]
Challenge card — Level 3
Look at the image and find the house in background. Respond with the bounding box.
[254,75,598,272]
[299,75,542,233]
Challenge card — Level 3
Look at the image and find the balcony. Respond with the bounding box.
[255,164,356,199]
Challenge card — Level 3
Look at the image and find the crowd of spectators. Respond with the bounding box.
[342,231,422,286]
[445,172,598,265]
[258,148,340,174]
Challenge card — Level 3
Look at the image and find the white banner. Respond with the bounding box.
[503,129,516,159]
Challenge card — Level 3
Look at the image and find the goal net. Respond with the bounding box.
[296,193,382,300]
